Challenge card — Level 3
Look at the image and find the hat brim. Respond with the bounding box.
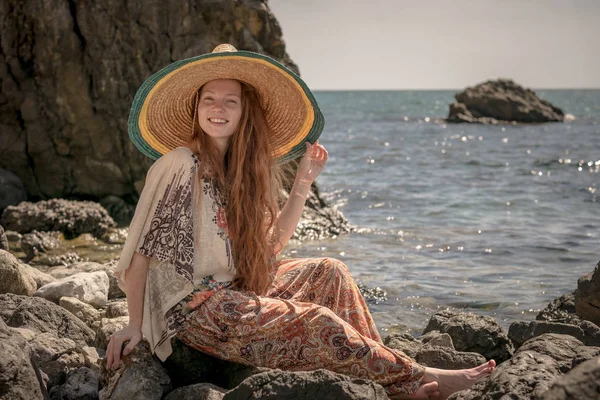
[128,50,324,164]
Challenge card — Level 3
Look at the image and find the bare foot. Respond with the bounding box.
[389,381,440,399]
[422,360,496,399]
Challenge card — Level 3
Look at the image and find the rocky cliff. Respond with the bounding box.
[0,0,297,201]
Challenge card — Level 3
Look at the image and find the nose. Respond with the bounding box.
[211,99,226,111]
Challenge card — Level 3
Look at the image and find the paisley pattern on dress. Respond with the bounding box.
[176,257,425,396]
[138,155,199,282]
[202,178,234,270]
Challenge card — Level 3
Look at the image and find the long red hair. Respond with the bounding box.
[187,82,285,295]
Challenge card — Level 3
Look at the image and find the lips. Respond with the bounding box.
[208,117,228,124]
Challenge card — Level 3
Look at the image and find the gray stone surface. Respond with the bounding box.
[0,249,37,295]
[35,270,109,307]
[30,332,84,388]
[164,383,226,400]
[447,79,564,124]
[0,168,27,213]
[0,293,95,347]
[576,262,600,326]
[448,334,599,400]
[509,319,600,349]
[0,225,8,251]
[94,316,129,349]
[223,369,388,400]
[59,296,103,330]
[49,366,99,400]
[423,310,514,363]
[99,341,170,400]
[541,356,600,400]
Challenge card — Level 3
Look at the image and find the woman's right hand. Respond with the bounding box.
[106,324,142,369]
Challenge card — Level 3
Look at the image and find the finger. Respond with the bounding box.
[123,338,137,356]
[112,338,123,368]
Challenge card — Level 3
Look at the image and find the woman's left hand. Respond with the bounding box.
[297,141,328,183]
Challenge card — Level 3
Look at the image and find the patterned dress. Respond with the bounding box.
[114,146,425,396]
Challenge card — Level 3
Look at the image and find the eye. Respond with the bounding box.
[226,99,238,104]
[202,96,214,102]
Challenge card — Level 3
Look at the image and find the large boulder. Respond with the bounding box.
[0,0,297,202]
[0,249,37,295]
[509,319,600,349]
[35,270,109,307]
[423,310,514,363]
[0,293,95,347]
[575,262,600,326]
[223,369,388,400]
[2,199,116,238]
[449,334,600,400]
[447,79,565,124]
[163,383,226,400]
[0,168,27,213]
[48,367,99,400]
[541,356,600,400]
[0,318,46,400]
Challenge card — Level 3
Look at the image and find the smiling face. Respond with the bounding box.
[197,79,243,150]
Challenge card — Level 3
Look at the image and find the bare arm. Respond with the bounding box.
[106,252,149,369]
[273,142,328,254]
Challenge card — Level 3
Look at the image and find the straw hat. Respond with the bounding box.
[128,44,324,164]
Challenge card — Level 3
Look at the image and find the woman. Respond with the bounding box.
[106,44,494,399]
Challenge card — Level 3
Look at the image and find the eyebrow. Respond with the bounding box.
[202,90,241,97]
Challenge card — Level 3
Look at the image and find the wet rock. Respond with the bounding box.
[49,366,99,400]
[575,262,600,326]
[59,296,103,330]
[384,331,486,369]
[540,356,600,400]
[35,271,109,307]
[0,249,37,295]
[355,281,387,304]
[99,341,170,400]
[223,369,388,400]
[20,230,64,262]
[105,300,129,318]
[449,334,598,400]
[37,251,83,267]
[163,383,226,400]
[0,168,27,213]
[94,316,129,349]
[161,338,264,390]
[100,227,128,245]
[292,186,351,241]
[0,293,95,347]
[537,292,579,324]
[447,79,564,124]
[30,332,84,388]
[0,318,46,400]
[1,199,116,239]
[0,224,8,250]
[423,310,514,363]
[509,319,600,349]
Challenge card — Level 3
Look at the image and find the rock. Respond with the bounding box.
[105,300,129,318]
[35,271,109,307]
[423,310,514,363]
[575,262,600,326]
[2,199,116,239]
[0,0,297,202]
[449,334,598,400]
[541,357,600,400]
[384,332,485,369]
[537,292,579,324]
[99,340,171,400]
[100,195,136,226]
[29,332,84,388]
[0,168,27,213]
[223,369,388,400]
[20,263,57,289]
[0,225,8,250]
[447,79,565,124]
[0,318,46,400]
[60,296,103,330]
[0,293,95,347]
[509,319,600,349]
[37,251,82,267]
[20,230,64,262]
[161,338,264,390]
[47,261,125,300]
[0,249,38,295]
[80,346,104,374]
[163,383,226,400]
[48,367,99,400]
[94,316,129,349]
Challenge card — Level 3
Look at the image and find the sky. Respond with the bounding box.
[268,0,600,90]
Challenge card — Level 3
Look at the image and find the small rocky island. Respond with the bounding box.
[447,79,566,124]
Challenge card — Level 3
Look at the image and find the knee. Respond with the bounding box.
[316,257,351,277]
